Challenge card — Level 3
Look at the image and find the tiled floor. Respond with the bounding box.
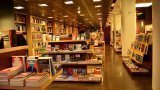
[48,45,152,90]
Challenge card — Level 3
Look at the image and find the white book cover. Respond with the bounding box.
[12,56,26,72]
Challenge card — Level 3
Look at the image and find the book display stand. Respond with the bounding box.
[122,33,152,75]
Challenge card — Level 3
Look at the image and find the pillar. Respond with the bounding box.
[152,0,160,90]
[0,0,14,31]
[121,0,136,56]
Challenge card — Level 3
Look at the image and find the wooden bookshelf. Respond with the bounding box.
[0,45,28,54]
[27,15,47,56]
[52,62,102,65]
[47,40,86,43]
[14,13,27,40]
[42,50,96,54]
[0,69,63,90]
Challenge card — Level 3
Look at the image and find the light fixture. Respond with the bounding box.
[97,13,102,15]
[80,14,85,16]
[64,1,74,4]
[48,17,53,18]
[63,15,68,17]
[14,6,24,9]
[111,3,115,7]
[38,4,48,7]
[136,3,152,8]
[52,10,55,12]
[93,0,101,2]
[85,18,88,21]
[95,5,102,8]
[78,10,81,14]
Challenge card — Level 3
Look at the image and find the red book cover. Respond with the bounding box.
[12,56,26,72]
[68,68,73,76]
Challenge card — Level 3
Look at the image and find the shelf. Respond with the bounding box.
[32,31,43,33]
[0,69,63,90]
[55,74,101,82]
[31,23,46,26]
[16,31,26,33]
[122,60,150,75]
[32,39,42,41]
[0,45,28,54]
[47,40,86,43]
[52,61,102,65]
[14,21,26,24]
[42,50,96,54]
[47,26,52,28]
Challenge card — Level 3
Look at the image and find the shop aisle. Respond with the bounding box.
[48,45,152,90]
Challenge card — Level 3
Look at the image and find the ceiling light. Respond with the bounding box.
[85,18,88,21]
[111,3,115,7]
[38,4,48,7]
[93,0,101,2]
[48,17,53,18]
[97,13,102,15]
[95,5,102,8]
[63,15,68,17]
[64,1,74,4]
[14,6,24,9]
[52,10,55,12]
[78,11,80,14]
[80,14,85,16]
[98,18,102,20]
[136,3,152,7]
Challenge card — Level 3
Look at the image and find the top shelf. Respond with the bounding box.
[47,40,86,43]
[0,45,28,54]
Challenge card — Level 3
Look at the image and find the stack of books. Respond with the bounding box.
[25,73,49,87]
[0,67,22,85]
[10,72,32,86]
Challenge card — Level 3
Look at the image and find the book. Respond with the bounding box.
[0,67,22,77]
[12,56,26,72]
[56,55,61,62]
[37,57,52,76]
[26,58,38,72]
[10,72,32,82]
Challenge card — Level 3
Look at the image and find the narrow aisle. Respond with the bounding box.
[48,45,152,90]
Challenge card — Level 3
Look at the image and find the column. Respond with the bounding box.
[152,0,160,90]
[0,0,14,31]
[121,0,136,56]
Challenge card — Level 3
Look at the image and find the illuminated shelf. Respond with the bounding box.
[14,21,26,24]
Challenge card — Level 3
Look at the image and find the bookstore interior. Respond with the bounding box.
[0,0,160,90]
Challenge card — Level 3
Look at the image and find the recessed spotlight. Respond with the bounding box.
[38,4,48,7]
[93,0,101,2]
[52,10,55,12]
[111,3,115,7]
[136,3,152,7]
[80,14,85,16]
[60,20,63,22]
[78,11,81,14]
[95,5,102,8]
[48,17,53,18]
[64,1,74,4]
[85,18,88,21]
[97,13,102,15]
[14,6,24,9]
[63,15,68,17]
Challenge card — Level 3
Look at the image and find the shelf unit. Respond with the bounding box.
[27,16,47,56]
[122,33,152,75]
[14,13,27,39]
[0,69,63,90]
[47,21,53,34]
[42,39,105,83]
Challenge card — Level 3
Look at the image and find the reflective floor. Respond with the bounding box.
[48,45,152,90]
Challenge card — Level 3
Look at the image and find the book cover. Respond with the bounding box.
[65,54,70,61]
[37,57,52,76]
[68,68,73,76]
[56,55,61,62]
[10,72,32,81]
[26,59,38,72]
[12,56,26,72]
